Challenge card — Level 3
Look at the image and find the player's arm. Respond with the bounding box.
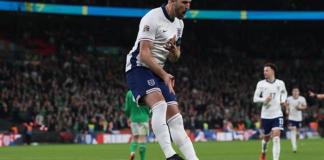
[140,41,175,94]
[253,82,269,104]
[284,101,290,114]
[138,14,175,94]
[124,91,131,118]
[165,36,181,63]
[166,21,183,63]
[297,104,307,110]
[280,81,288,106]
[140,41,167,79]
[297,97,307,110]
[309,91,324,99]
[318,94,324,99]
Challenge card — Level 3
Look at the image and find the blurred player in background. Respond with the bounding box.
[253,63,287,160]
[125,90,150,160]
[125,0,198,159]
[309,91,324,100]
[285,87,307,153]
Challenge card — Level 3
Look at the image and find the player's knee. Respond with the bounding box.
[166,105,180,120]
[272,130,281,137]
[138,135,146,143]
[151,101,168,132]
[167,113,183,126]
[133,135,139,141]
[167,114,188,146]
[273,136,280,142]
[151,101,168,113]
[264,135,271,142]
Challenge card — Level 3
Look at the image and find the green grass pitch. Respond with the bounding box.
[0,139,323,160]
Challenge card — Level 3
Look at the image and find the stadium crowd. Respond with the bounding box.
[0,16,323,137]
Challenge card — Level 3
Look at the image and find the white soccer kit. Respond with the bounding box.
[253,79,288,119]
[287,96,307,121]
[125,6,184,72]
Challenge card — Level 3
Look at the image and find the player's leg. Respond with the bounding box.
[271,117,284,160]
[159,80,197,160]
[291,127,297,152]
[138,135,147,160]
[262,135,271,153]
[138,122,149,160]
[167,105,198,160]
[129,135,139,160]
[272,129,281,160]
[259,119,271,160]
[289,121,297,152]
[127,68,176,159]
[144,92,177,158]
[260,134,270,160]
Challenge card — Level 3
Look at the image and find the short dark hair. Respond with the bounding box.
[292,87,300,91]
[264,63,277,73]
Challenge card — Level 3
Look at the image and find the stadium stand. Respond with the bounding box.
[0,10,323,141]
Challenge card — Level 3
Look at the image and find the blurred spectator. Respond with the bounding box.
[23,122,33,145]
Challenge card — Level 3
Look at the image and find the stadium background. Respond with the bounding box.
[0,0,324,159]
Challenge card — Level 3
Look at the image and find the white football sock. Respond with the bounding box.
[168,113,199,160]
[272,136,280,160]
[261,139,268,153]
[151,101,176,158]
[291,129,297,151]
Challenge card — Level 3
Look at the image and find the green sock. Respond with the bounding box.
[139,143,146,160]
[129,141,138,153]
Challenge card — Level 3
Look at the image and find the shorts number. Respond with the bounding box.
[279,118,284,128]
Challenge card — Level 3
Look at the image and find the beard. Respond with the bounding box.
[176,8,187,19]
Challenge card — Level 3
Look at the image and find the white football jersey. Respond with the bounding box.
[287,96,307,121]
[125,6,184,72]
[253,79,287,119]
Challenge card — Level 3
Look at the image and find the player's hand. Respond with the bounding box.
[295,106,300,111]
[165,36,180,62]
[127,119,131,127]
[162,73,175,95]
[309,91,316,97]
[295,104,303,111]
[285,110,289,115]
[164,35,176,52]
[265,96,272,104]
[164,36,180,61]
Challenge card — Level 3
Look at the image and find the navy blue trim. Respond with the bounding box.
[130,43,140,69]
[161,5,175,22]
[266,79,276,84]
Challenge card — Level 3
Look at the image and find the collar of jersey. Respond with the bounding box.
[161,5,175,22]
[266,79,276,84]
[293,96,299,99]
